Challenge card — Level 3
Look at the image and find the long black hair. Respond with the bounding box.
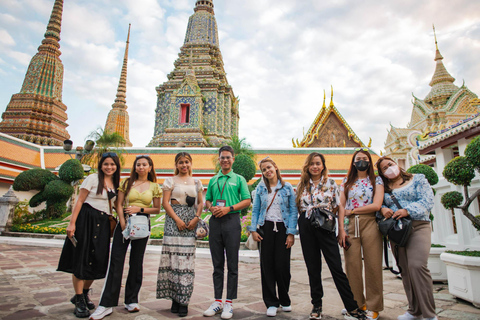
[96,152,121,195]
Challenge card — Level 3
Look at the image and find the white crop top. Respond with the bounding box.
[162,177,203,205]
[80,173,115,213]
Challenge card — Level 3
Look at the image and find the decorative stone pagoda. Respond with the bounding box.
[0,0,69,146]
[148,0,239,147]
[293,88,367,148]
[104,24,133,147]
[384,26,480,167]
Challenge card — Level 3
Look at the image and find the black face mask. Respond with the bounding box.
[354,160,370,172]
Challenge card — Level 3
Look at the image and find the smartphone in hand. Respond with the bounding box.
[344,238,351,251]
[70,236,78,247]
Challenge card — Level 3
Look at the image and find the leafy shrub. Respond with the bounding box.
[232,154,256,183]
[442,156,475,186]
[13,169,58,191]
[445,250,480,257]
[407,164,438,185]
[464,135,480,171]
[441,191,463,209]
[59,159,84,183]
[431,244,446,248]
[10,224,66,235]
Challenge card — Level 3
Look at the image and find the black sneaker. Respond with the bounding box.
[171,300,180,313]
[309,306,322,319]
[179,304,188,317]
[73,294,90,318]
[70,289,95,310]
[345,308,367,320]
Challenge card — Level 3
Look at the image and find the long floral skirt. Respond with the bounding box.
[156,204,196,304]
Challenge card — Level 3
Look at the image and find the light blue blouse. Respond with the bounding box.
[381,174,434,221]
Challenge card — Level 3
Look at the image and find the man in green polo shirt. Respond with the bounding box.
[203,146,251,320]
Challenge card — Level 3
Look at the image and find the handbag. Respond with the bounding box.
[309,194,336,233]
[195,219,209,240]
[106,196,117,238]
[245,234,258,250]
[122,214,150,240]
[377,193,412,247]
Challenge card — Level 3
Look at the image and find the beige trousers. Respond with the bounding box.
[344,214,384,312]
[396,221,436,318]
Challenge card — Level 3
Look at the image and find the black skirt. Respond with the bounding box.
[57,203,111,280]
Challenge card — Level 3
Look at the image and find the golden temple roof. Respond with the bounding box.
[293,87,366,148]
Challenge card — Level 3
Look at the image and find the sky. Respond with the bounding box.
[0,0,479,153]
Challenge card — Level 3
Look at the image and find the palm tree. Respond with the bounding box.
[81,128,126,167]
[227,135,255,160]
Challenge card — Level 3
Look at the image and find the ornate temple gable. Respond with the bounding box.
[0,0,69,146]
[149,0,238,147]
[104,24,132,147]
[293,88,365,148]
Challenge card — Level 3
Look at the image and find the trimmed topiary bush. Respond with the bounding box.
[59,159,84,183]
[13,160,84,219]
[407,164,439,185]
[232,153,256,183]
[442,156,475,186]
[441,137,480,231]
[441,191,463,210]
[464,135,480,171]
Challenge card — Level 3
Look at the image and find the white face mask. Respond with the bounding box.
[384,165,400,179]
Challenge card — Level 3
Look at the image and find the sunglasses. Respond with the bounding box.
[102,152,117,158]
[136,154,150,158]
[258,156,271,165]
[354,147,370,152]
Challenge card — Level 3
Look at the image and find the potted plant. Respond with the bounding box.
[407,165,447,281]
[440,136,480,307]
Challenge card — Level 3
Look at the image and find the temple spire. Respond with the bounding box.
[0,0,69,146]
[322,89,326,109]
[429,25,455,87]
[104,24,132,147]
[329,85,334,107]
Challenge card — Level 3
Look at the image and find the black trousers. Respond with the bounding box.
[208,212,241,300]
[99,223,149,307]
[298,212,358,312]
[259,221,291,308]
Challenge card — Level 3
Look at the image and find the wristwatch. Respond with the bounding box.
[229,206,234,212]
[140,208,144,213]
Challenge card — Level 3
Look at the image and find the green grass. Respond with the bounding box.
[431,244,446,248]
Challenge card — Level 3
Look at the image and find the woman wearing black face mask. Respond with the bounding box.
[157,152,204,317]
[339,149,384,320]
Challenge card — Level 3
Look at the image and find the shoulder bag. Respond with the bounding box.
[245,189,277,250]
[193,179,210,240]
[377,193,412,247]
[309,193,336,233]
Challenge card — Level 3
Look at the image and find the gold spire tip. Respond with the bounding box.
[127,24,131,43]
[433,24,438,50]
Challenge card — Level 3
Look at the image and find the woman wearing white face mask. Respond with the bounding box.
[375,157,436,320]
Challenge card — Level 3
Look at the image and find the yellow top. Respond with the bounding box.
[119,179,162,208]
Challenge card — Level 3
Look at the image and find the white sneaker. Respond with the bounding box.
[125,303,139,313]
[282,305,292,312]
[424,318,438,320]
[203,301,223,317]
[221,302,233,319]
[397,312,422,320]
[341,308,348,315]
[266,306,277,317]
[89,306,112,320]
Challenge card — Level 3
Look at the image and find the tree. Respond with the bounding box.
[81,127,126,167]
[232,154,256,183]
[441,136,480,230]
[227,135,255,161]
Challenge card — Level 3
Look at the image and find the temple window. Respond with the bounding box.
[180,104,190,124]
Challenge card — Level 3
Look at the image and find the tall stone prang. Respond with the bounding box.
[0,0,69,146]
[148,0,239,147]
[104,24,133,147]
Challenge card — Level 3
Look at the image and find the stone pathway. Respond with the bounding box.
[0,238,479,319]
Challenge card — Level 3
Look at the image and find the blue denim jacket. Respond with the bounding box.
[248,180,298,235]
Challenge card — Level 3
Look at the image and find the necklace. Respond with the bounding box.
[134,180,148,188]
[312,178,321,184]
